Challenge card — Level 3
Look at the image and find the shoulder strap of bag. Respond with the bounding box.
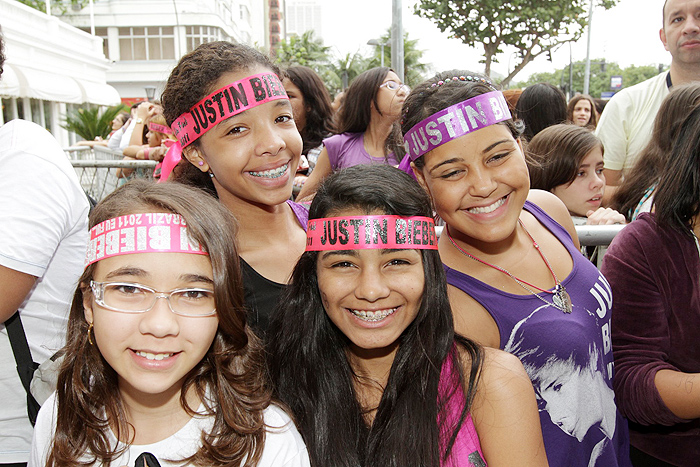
[5,312,41,426]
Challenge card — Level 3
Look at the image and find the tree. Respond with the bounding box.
[414,0,618,88]
[17,0,88,14]
[368,29,431,87]
[62,104,128,141]
[324,52,370,96]
[274,30,332,69]
[514,60,664,98]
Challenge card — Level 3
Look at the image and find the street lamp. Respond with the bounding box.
[144,86,156,101]
[367,39,387,68]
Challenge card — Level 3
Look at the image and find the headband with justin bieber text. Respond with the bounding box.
[404,91,512,161]
[171,72,288,148]
[306,215,438,251]
[85,213,208,267]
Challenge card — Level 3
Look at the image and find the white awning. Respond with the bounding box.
[0,63,22,97]
[0,63,120,106]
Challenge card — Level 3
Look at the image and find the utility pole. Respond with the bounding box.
[583,0,595,95]
[391,0,404,81]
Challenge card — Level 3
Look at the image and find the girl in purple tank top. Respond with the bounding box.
[270,164,547,466]
[400,71,631,467]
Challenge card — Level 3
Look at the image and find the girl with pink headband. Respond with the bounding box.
[162,42,308,334]
[270,164,547,466]
[28,180,309,467]
[401,71,632,466]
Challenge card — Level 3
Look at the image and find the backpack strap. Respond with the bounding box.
[5,312,40,426]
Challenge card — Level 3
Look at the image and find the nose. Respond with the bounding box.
[591,172,605,189]
[397,84,410,96]
[256,125,286,157]
[685,15,700,34]
[354,267,391,303]
[138,294,179,338]
[467,166,497,198]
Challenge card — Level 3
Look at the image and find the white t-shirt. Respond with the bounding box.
[0,120,89,464]
[596,72,669,174]
[29,394,310,467]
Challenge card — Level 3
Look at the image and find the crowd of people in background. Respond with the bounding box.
[2,0,700,465]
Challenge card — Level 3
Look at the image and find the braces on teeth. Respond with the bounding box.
[350,308,397,322]
[249,163,288,178]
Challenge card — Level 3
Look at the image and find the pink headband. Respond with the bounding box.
[306,215,438,251]
[404,91,512,161]
[148,122,173,135]
[85,213,208,267]
[172,72,288,147]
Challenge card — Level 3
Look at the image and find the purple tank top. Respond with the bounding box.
[323,132,399,170]
[444,201,631,467]
[438,354,486,467]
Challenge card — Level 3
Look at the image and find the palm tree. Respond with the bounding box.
[368,30,431,87]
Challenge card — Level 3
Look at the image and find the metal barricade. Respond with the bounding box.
[71,159,158,201]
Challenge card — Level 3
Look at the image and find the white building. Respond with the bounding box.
[57,0,266,101]
[0,0,120,146]
[285,0,321,38]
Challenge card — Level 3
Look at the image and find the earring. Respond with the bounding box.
[198,161,204,166]
[87,322,94,346]
[209,170,215,178]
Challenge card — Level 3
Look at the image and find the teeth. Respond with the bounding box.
[136,351,173,361]
[349,307,397,322]
[467,197,506,214]
[248,163,288,178]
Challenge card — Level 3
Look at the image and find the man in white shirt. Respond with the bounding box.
[597,0,700,202]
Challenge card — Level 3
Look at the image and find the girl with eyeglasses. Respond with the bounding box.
[295,67,408,200]
[28,180,310,467]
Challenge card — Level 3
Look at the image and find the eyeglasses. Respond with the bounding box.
[90,281,216,317]
[379,80,410,93]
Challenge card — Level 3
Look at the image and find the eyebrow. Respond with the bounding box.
[321,250,358,260]
[180,274,214,286]
[428,139,513,174]
[104,266,147,280]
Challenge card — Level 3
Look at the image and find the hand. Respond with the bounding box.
[135,102,157,120]
[586,207,627,225]
[149,146,167,162]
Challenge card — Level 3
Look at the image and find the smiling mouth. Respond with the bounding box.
[466,196,506,214]
[348,307,397,322]
[135,351,175,361]
[248,163,288,179]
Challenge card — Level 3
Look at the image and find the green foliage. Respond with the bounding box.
[367,30,430,88]
[16,0,88,14]
[324,52,370,96]
[274,31,332,69]
[513,60,664,98]
[414,0,619,87]
[62,104,128,141]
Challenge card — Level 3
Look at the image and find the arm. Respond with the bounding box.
[448,285,500,348]
[527,189,581,249]
[0,264,37,322]
[122,144,148,158]
[128,102,157,146]
[471,348,549,466]
[602,225,694,425]
[602,171,621,207]
[296,147,332,201]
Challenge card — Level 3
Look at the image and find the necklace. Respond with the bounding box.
[445,221,573,314]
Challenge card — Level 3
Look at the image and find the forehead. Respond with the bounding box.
[574,99,591,108]
[664,0,700,22]
[211,65,275,94]
[383,71,400,82]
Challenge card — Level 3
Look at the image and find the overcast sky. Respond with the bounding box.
[317,0,668,82]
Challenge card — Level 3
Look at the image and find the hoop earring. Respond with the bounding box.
[87,322,94,346]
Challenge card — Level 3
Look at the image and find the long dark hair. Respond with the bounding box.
[567,94,598,129]
[162,41,282,197]
[515,83,567,141]
[336,67,405,160]
[611,83,700,220]
[654,104,700,234]
[268,164,482,467]
[49,180,270,467]
[284,65,335,154]
[528,123,603,191]
[401,70,525,170]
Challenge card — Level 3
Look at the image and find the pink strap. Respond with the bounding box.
[306,215,438,251]
[148,122,173,135]
[172,72,288,148]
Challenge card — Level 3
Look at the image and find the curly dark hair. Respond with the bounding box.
[283,65,335,155]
